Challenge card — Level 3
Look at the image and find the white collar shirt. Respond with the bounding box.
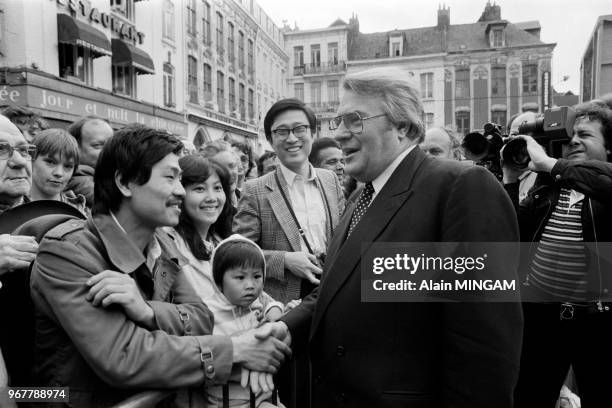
[279,162,328,256]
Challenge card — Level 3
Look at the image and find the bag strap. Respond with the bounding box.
[274,170,333,254]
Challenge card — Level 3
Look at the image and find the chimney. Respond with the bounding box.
[438,4,450,28]
[478,1,501,22]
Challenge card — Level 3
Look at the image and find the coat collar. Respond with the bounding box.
[90,214,186,275]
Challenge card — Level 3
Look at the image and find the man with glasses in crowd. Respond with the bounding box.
[0,114,38,273]
[234,98,344,303]
[259,68,523,407]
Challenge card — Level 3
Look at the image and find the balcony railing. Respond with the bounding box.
[307,101,340,113]
[293,61,347,76]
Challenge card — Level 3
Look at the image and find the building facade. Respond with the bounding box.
[284,18,349,139]
[177,0,288,152]
[284,2,555,136]
[580,14,612,103]
[0,0,187,137]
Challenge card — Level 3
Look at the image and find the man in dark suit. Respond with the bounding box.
[260,67,523,407]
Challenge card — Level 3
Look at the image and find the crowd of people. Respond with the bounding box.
[0,66,611,408]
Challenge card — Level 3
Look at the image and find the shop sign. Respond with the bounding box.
[3,86,186,137]
[54,0,145,45]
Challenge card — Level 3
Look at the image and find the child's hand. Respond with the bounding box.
[285,299,302,311]
[264,307,283,322]
[240,367,274,393]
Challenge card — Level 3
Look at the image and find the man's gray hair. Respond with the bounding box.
[342,67,425,141]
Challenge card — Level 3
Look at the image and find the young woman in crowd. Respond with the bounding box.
[166,154,233,300]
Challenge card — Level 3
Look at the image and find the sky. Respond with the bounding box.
[258,0,611,95]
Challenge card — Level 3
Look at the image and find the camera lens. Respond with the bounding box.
[503,138,530,170]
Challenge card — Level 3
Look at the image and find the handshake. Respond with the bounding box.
[231,321,292,402]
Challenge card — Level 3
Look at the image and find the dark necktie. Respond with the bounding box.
[347,182,374,237]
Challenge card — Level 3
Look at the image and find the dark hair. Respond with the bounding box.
[212,240,265,290]
[68,115,110,144]
[257,150,277,175]
[263,98,317,144]
[93,126,183,215]
[574,100,612,153]
[174,155,233,260]
[231,141,254,175]
[32,128,80,167]
[309,137,341,166]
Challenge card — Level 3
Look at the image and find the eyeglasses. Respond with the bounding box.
[329,112,386,134]
[0,142,37,160]
[271,124,310,139]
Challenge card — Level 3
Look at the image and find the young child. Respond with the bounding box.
[205,234,285,408]
[30,128,87,214]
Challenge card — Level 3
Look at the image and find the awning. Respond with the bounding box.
[57,14,111,57]
[111,39,155,75]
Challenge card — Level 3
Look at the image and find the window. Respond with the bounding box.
[294,46,304,66]
[247,39,254,76]
[202,1,211,44]
[229,77,236,112]
[310,44,320,67]
[455,69,470,98]
[420,73,433,99]
[217,71,225,113]
[228,22,235,66]
[186,0,196,36]
[238,31,245,70]
[203,63,212,101]
[163,0,175,40]
[455,111,470,136]
[59,43,94,85]
[188,56,198,103]
[216,12,224,55]
[491,66,506,96]
[112,65,135,97]
[328,42,338,65]
[392,42,401,57]
[111,0,134,21]
[425,113,434,130]
[492,29,504,47]
[327,80,339,103]
[491,111,507,127]
[248,88,254,120]
[294,83,304,101]
[239,83,246,121]
[522,64,538,94]
[311,82,321,106]
[163,61,175,107]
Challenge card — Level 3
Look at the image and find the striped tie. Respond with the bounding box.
[347,182,374,237]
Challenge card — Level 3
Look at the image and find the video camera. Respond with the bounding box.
[463,106,576,174]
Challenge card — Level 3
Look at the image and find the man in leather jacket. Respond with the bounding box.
[503,100,612,407]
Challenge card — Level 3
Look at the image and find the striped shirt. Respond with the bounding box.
[529,188,588,301]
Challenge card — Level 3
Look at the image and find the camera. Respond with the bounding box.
[504,106,576,169]
[462,122,505,180]
[463,106,576,175]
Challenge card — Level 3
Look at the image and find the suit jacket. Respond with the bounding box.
[282,148,523,408]
[233,166,345,303]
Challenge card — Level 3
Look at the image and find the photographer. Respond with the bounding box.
[506,100,612,407]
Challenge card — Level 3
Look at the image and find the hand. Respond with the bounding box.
[0,234,38,276]
[519,135,557,173]
[255,321,291,346]
[240,368,275,394]
[262,306,283,323]
[285,299,302,311]
[284,252,322,285]
[86,270,155,328]
[231,325,291,372]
